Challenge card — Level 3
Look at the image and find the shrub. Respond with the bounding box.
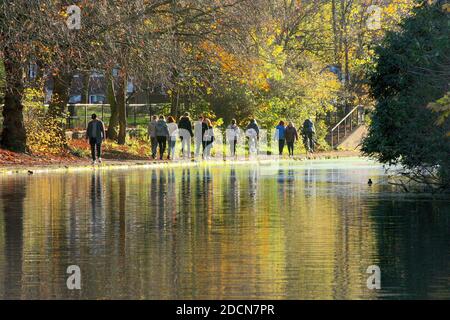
[23,89,66,155]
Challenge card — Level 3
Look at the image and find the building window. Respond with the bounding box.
[89,95,106,104]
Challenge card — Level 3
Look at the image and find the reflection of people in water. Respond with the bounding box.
[277,169,286,198]
[90,172,104,240]
[228,167,240,212]
[248,166,259,199]
[167,169,177,222]
[286,169,295,203]
[157,170,168,230]
[194,167,213,210]
[180,168,192,213]
[1,179,26,299]
[150,169,158,200]
[288,170,295,184]
[203,167,213,204]
[90,172,103,207]
[118,174,126,259]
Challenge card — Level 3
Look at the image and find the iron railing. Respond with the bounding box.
[0,103,167,131]
[330,105,365,149]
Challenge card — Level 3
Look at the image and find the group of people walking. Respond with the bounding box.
[274,118,316,157]
[147,114,267,160]
[86,111,316,163]
[148,113,216,160]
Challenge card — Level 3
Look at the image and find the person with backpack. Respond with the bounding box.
[302,118,316,153]
[155,115,170,160]
[245,119,260,140]
[178,112,193,159]
[86,113,106,164]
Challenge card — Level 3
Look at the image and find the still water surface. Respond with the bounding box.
[0,158,449,299]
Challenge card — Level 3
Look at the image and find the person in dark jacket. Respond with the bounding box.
[275,121,286,156]
[86,114,106,164]
[178,112,193,158]
[285,121,299,157]
[148,115,158,159]
[203,118,215,159]
[302,118,316,153]
[201,117,208,156]
[246,119,260,140]
[194,115,205,159]
[155,115,170,160]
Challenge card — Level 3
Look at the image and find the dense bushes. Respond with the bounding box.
[362,3,450,191]
[23,89,66,155]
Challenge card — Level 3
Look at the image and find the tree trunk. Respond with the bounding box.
[117,71,127,145]
[2,178,26,299]
[170,90,179,117]
[0,45,27,152]
[331,0,339,65]
[106,70,118,140]
[80,71,90,106]
[49,71,72,116]
[48,70,72,145]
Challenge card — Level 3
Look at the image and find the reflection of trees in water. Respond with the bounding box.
[3,164,447,299]
[1,178,26,299]
[118,174,126,262]
[370,200,450,299]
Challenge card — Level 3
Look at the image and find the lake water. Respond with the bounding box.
[0,158,449,300]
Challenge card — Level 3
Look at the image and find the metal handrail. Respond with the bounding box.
[331,106,359,132]
[330,105,362,149]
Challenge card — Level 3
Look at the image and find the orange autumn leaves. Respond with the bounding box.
[198,40,271,92]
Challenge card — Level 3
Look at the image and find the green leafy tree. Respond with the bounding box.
[363,2,450,191]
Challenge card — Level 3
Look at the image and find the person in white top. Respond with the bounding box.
[226,119,240,157]
[167,116,179,160]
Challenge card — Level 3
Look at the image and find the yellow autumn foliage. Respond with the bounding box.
[23,89,66,155]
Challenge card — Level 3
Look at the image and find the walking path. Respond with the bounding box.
[0,150,362,175]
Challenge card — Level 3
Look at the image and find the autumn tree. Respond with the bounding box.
[0,0,34,152]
